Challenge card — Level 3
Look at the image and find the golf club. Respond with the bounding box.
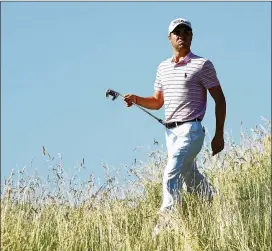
[105,89,165,126]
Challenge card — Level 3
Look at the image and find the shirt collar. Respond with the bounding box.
[171,51,194,65]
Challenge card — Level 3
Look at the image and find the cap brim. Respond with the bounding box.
[169,23,192,34]
[168,23,193,35]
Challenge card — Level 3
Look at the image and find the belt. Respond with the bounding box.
[165,118,202,129]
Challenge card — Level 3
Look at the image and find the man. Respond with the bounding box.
[124,18,226,212]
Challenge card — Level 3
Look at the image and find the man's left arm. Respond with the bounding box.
[208,85,226,156]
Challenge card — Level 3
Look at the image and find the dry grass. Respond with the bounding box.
[1,118,271,251]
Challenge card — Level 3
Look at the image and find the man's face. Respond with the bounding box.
[169,25,193,50]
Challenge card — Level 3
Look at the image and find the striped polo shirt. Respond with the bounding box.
[154,51,220,123]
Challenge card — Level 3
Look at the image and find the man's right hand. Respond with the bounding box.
[123,91,164,110]
[124,94,137,107]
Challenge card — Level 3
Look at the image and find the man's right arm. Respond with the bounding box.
[124,91,164,110]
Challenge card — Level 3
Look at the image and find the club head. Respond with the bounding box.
[105,89,119,101]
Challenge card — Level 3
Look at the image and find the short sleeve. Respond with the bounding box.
[154,64,163,91]
[200,60,220,89]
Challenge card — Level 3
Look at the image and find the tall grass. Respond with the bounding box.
[1,119,271,251]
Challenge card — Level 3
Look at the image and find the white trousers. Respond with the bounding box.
[160,121,214,212]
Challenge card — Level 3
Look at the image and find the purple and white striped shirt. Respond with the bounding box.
[154,51,220,123]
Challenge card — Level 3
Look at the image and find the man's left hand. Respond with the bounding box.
[211,134,224,156]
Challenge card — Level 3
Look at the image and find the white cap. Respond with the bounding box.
[168,18,192,35]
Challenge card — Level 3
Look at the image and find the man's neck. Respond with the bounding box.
[173,49,191,63]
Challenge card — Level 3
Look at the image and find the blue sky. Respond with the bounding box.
[1,2,271,186]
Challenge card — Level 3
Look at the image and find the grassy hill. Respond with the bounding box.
[1,120,271,251]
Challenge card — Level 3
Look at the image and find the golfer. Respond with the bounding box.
[124,18,226,212]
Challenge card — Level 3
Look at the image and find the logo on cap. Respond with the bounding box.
[173,19,190,26]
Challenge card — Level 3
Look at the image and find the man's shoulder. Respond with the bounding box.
[155,57,173,72]
[156,53,213,69]
[158,57,173,66]
[190,52,210,64]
